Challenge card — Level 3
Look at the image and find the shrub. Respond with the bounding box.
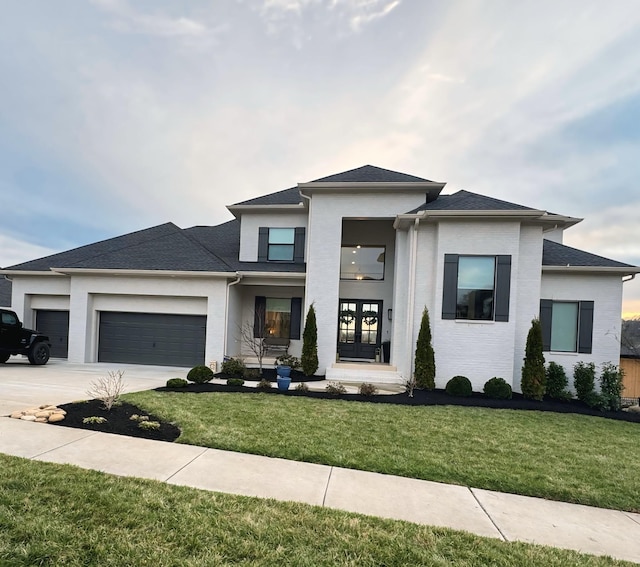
[138,420,161,431]
[226,377,245,387]
[256,379,272,391]
[414,307,436,390]
[301,304,319,376]
[545,362,571,400]
[82,416,107,424]
[187,365,214,384]
[221,357,246,376]
[483,377,512,400]
[129,414,149,422]
[166,378,187,389]
[445,376,472,397]
[325,382,347,395]
[521,318,545,400]
[359,382,378,396]
[405,375,417,398]
[574,361,596,404]
[87,370,126,411]
[275,354,300,369]
[599,362,624,411]
[295,382,309,392]
[243,368,260,380]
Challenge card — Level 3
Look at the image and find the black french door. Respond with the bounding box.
[337,300,382,360]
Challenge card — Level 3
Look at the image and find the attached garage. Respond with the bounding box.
[98,312,206,367]
[36,310,70,358]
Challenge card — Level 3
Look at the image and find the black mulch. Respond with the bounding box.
[50,382,640,444]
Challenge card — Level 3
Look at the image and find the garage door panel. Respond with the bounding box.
[35,310,69,359]
[98,312,206,367]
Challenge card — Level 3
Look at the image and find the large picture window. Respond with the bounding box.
[540,299,594,354]
[340,246,385,280]
[253,296,302,339]
[442,254,511,322]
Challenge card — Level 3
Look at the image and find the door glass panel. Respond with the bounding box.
[339,302,356,343]
[360,303,379,345]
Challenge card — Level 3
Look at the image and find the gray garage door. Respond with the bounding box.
[98,312,206,367]
[36,310,69,358]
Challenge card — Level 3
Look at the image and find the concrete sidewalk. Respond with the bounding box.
[1,417,638,564]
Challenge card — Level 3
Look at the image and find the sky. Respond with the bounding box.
[0,0,639,316]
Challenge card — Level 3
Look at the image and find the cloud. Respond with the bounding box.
[0,235,58,269]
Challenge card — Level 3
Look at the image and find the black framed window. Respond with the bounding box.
[258,227,305,263]
[540,299,593,354]
[442,254,511,322]
[340,246,385,280]
[254,296,302,339]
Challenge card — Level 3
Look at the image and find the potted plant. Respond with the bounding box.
[275,354,300,391]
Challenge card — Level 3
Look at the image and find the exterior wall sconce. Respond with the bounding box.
[387,309,392,321]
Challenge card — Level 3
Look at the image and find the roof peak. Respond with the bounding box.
[309,164,434,184]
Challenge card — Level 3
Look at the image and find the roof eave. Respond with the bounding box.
[299,181,445,197]
[49,268,235,278]
[226,203,306,218]
[542,266,640,275]
[0,270,65,276]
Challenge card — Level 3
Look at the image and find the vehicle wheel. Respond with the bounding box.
[28,343,50,365]
[0,353,10,363]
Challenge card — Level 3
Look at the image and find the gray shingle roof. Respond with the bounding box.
[232,186,301,207]
[6,223,232,273]
[0,277,11,306]
[408,190,538,213]
[311,165,432,183]
[542,239,635,268]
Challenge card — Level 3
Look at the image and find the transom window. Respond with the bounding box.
[340,246,385,280]
[268,228,295,261]
[456,256,495,320]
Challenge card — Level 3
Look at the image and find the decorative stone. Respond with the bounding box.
[9,411,24,419]
[35,417,48,423]
[20,415,37,421]
[35,411,52,418]
[624,405,640,413]
[48,413,65,423]
[39,404,53,410]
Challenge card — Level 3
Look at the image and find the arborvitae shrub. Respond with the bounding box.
[446,376,473,397]
[573,361,596,403]
[166,378,188,388]
[599,362,624,411]
[545,362,571,400]
[414,307,436,390]
[483,377,512,400]
[187,365,214,384]
[221,357,246,376]
[301,304,319,376]
[521,318,546,400]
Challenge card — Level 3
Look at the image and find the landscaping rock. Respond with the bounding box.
[48,413,65,423]
[623,405,640,413]
[20,415,36,421]
[10,405,66,423]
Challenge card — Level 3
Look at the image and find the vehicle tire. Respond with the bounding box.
[28,342,50,365]
[0,353,10,363]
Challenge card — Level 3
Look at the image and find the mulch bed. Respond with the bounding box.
[50,381,640,444]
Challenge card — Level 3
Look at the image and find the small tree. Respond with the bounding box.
[301,304,318,376]
[414,306,436,390]
[521,318,545,400]
[238,307,269,375]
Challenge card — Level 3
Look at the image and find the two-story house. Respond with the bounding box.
[3,165,638,390]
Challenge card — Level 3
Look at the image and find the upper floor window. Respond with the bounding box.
[258,227,305,263]
[540,300,594,354]
[268,228,295,261]
[340,246,385,280]
[442,254,511,322]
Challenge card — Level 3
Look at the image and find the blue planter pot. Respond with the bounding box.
[277,376,292,391]
[276,365,292,378]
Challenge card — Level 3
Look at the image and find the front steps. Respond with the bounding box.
[325,361,403,386]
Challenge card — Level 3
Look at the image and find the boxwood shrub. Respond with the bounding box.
[187,365,214,384]
[446,375,473,397]
[483,377,512,400]
[166,378,188,389]
[226,377,245,387]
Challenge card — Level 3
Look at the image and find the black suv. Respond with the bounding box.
[0,309,51,365]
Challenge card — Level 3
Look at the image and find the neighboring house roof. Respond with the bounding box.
[0,277,11,306]
[542,239,635,269]
[408,190,538,213]
[310,165,433,183]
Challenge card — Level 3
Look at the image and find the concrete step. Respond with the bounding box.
[325,362,403,385]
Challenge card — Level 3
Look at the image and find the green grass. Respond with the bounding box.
[125,391,640,512]
[0,454,633,566]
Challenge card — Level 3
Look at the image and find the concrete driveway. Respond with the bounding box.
[0,357,189,415]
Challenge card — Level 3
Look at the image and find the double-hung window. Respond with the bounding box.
[442,254,511,322]
[257,227,305,263]
[540,300,594,354]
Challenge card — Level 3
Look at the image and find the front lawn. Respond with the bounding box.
[0,454,632,566]
[124,391,640,512]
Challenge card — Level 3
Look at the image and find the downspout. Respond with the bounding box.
[407,218,420,376]
[299,189,313,313]
[223,273,242,359]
